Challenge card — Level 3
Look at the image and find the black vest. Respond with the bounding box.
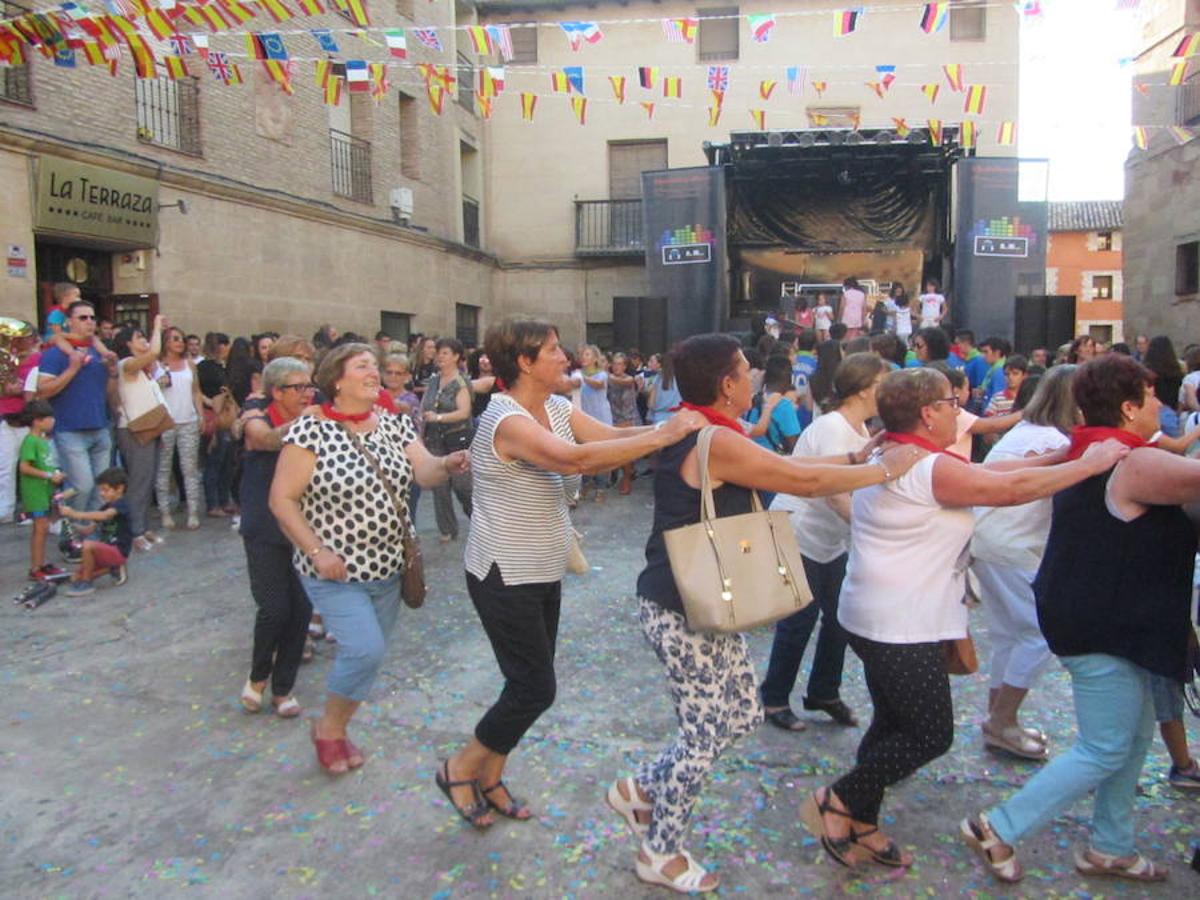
[1034,468,1195,681]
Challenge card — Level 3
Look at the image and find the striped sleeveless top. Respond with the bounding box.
[465,392,575,585]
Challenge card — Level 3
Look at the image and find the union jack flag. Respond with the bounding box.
[207,50,233,82]
[706,65,729,91]
[167,34,193,56]
[412,28,442,52]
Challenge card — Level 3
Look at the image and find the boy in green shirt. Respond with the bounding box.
[18,400,66,581]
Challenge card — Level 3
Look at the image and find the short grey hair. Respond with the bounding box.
[384,352,410,370]
[876,367,948,433]
[262,356,311,395]
[1022,363,1079,435]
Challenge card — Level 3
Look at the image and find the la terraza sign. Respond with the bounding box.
[34,157,159,248]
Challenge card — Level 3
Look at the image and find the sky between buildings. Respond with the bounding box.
[1021,0,1135,201]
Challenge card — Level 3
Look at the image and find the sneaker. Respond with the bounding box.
[38,564,66,579]
[111,565,128,587]
[133,536,155,553]
[1168,761,1200,790]
[65,580,95,597]
[230,515,241,529]
[144,530,164,545]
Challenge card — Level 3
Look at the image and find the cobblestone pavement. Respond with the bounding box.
[2,478,1198,898]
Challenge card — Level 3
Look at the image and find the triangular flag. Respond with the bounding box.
[323,74,342,106]
[759,80,777,100]
[332,0,369,27]
[312,30,339,53]
[314,58,332,88]
[963,84,986,114]
[867,82,886,99]
[711,88,725,107]
[476,94,493,119]
[996,121,1016,145]
[708,105,722,127]
[163,55,188,79]
[1170,62,1188,86]
[521,91,537,121]
[750,108,766,130]
[550,71,570,93]
[609,75,626,103]
[369,62,388,100]
[748,14,776,43]
[1133,126,1148,149]
[296,0,323,14]
[564,65,584,95]
[662,17,698,44]
[891,117,910,137]
[640,100,655,119]
[922,82,940,103]
[412,28,442,52]
[928,119,944,145]
[426,81,445,114]
[944,64,964,92]
[812,80,828,96]
[466,25,492,54]
[835,9,862,36]
[1173,33,1200,57]
[571,95,587,125]
[1170,125,1194,144]
[920,2,948,34]
[960,120,977,149]
[876,65,896,90]
[487,24,514,61]
[662,76,682,98]
[258,0,294,24]
[559,21,602,50]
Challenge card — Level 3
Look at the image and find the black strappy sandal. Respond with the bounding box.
[435,760,491,828]
[480,779,532,820]
[799,789,858,868]
[851,826,912,868]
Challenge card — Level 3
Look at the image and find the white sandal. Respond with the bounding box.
[606,777,652,837]
[1074,848,1168,882]
[239,680,263,713]
[960,814,1023,883]
[635,844,718,894]
[273,696,302,718]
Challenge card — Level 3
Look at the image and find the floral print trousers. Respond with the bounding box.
[635,597,764,855]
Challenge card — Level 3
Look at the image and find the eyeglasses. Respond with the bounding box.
[931,396,960,409]
[279,383,317,392]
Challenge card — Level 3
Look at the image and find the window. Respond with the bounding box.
[136,76,201,155]
[380,311,412,344]
[460,140,481,247]
[507,24,537,64]
[1091,275,1114,300]
[1176,241,1199,295]
[698,7,739,61]
[608,140,668,199]
[456,51,474,113]
[0,2,32,106]
[455,303,480,346]
[950,0,986,41]
[398,91,420,179]
[1096,231,1113,251]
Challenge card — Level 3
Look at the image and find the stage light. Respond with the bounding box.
[846,131,864,145]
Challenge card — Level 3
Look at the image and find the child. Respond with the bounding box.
[48,324,113,362]
[813,293,834,342]
[58,467,131,597]
[918,279,947,329]
[17,400,66,581]
[983,354,1028,418]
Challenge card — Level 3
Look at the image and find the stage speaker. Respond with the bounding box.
[1014,295,1076,354]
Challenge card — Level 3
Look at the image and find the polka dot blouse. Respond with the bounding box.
[285,413,418,582]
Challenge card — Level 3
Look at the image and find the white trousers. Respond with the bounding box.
[972,558,1056,690]
[0,420,27,519]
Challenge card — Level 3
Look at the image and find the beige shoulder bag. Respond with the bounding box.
[664,426,812,633]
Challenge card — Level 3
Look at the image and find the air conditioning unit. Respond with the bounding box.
[389,187,414,223]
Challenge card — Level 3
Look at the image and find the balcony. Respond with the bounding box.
[462,195,480,248]
[330,129,372,204]
[575,199,644,256]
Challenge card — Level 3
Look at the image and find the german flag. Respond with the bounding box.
[835,9,861,36]
[963,84,986,115]
[638,66,658,89]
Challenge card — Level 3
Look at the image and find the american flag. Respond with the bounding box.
[412,28,442,52]
[207,51,233,83]
[487,24,514,61]
[706,65,728,92]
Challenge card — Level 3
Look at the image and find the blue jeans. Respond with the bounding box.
[299,571,401,701]
[988,653,1155,857]
[760,554,850,707]
[54,427,113,511]
[202,430,233,510]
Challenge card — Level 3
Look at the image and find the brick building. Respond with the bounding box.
[1045,200,1123,345]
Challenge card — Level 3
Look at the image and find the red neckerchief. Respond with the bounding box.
[266,403,291,428]
[675,401,745,433]
[320,402,372,423]
[66,336,92,349]
[885,431,970,464]
[1066,426,1153,461]
[375,390,397,414]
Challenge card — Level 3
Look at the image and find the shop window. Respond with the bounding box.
[698,7,739,61]
[1091,275,1114,300]
[950,0,986,41]
[135,76,201,155]
[1177,241,1199,295]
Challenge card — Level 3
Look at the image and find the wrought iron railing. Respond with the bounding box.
[575,199,644,255]
[462,195,480,248]
[1179,71,1200,127]
[330,129,373,204]
[1,62,32,106]
[135,76,201,155]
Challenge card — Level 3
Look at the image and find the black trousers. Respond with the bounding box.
[244,538,313,697]
[468,564,561,755]
[832,635,954,824]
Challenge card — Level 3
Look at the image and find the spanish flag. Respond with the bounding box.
[638,66,658,89]
[332,0,369,27]
[258,0,296,24]
[218,0,258,25]
[296,0,324,14]
[521,92,537,121]
[835,9,861,36]
[1170,62,1188,86]
[711,88,725,107]
[369,62,388,100]
[662,76,682,98]
[963,84,986,115]
[812,80,828,96]
[185,4,234,32]
[163,55,189,80]
[609,75,626,103]
[759,80,777,100]
[708,105,722,127]
[750,108,766,130]
[922,82,940,104]
[467,25,492,54]
[1173,33,1200,57]
[315,59,332,88]
[891,117,910,137]
[143,9,177,40]
[996,121,1016,146]
[943,63,964,92]
[1133,126,1147,150]
[927,119,944,146]
[476,95,493,120]
[920,3,948,34]
[426,82,446,115]
[641,101,655,120]
[960,120,977,149]
[867,82,885,99]
[551,71,571,93]
[571,96,587,125]
[323,75,343,106]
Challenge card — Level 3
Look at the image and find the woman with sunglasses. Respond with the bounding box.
[112,316,166,552]
[238,358,316,718]
[155,326,204,530]
[801,367,1127,871]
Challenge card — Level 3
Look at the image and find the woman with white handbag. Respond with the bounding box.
[606,333,923,895]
